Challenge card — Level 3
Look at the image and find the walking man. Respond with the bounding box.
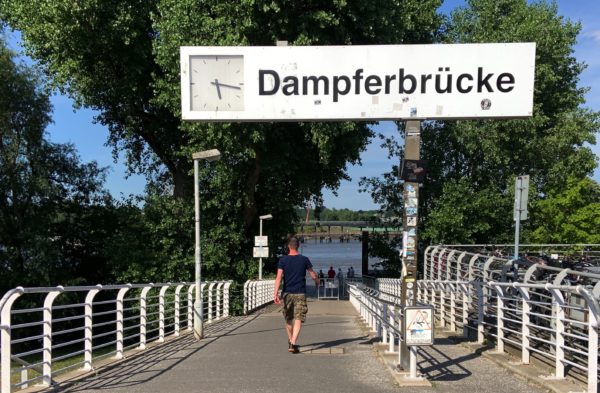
[274,236,320,353]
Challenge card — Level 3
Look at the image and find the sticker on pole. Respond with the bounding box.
[404,306,434,346]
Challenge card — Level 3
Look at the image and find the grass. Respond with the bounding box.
[7,346,116,388]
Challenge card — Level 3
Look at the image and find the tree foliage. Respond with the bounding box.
[0,0,443,283]
[530,177,600,244]
[360,0,599,272]
[0,41,111,292]
[419,0,599,244]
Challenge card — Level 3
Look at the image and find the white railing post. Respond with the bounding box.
[115,286,131,359]
[187,285,194,331]
[461,283,469,338]
[43,287,64,386]
[519,286,531,364]
[139,285,153,350]
[449,282,457,332]
[587,323,598,393]
[243,280,251,314]
[224,282,232,317]
[494,285,505,353]
[397,308,403,366]
[575,286,600,393]
[200,283,208,322]
[549,288,565,379]
[174,284,185,336]
[216,282,224,319]
[388,307,395,353]
[208,283,216,322]
[476,282,485,344]
[20,366,28,389]
[382,303,388,345]
[1,288,24,393]
[83,285,102,371]
[158,285,169,343]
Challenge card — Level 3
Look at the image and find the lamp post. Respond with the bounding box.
[192,149,221,340]
[258,214,273,280]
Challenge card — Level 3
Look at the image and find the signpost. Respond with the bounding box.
[180,42,536,380]
[513,175,530,259]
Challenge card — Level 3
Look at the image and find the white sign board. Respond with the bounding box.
[253,247,269,258]
[181,43,535,121]
[404,306,434,346]
[254,236,268,247]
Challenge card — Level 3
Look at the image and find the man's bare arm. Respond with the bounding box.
[307,268,320,287]
[274,268,283,304]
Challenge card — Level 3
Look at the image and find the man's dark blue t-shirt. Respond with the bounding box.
[277,255,312,294]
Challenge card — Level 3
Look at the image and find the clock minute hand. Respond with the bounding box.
[211,79,222,99]
[216,82,242,90]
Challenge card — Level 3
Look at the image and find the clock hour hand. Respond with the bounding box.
[211,78,222,99]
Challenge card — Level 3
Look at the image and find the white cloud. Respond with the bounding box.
[583,30,600,43]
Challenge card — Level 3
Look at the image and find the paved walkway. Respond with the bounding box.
[54,299,545,393]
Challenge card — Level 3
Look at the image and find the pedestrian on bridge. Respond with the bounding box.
[274,236,320,353]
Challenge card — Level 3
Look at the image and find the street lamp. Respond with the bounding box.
[258,214,273,280]
[192,149,221,340]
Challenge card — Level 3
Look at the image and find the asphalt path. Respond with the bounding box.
[55,299,545,393]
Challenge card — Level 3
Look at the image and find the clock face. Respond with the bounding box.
[189,55,244,112]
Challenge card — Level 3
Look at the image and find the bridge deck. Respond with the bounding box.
[54,299,544,393]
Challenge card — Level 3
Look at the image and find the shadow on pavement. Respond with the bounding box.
[53,316,256,392]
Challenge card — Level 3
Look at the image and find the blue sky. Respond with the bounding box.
[5,0,600,210]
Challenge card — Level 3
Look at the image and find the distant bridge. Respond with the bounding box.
[296,221,402,243]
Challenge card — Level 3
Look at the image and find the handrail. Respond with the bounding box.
[243,280,275,314]
[0,281,232,393]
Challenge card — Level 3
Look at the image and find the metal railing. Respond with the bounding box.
[243,280,275,314]
[347,282,425,379]
[318,278,340,300]
[417,279,600,393]
[0,281,231,393]
[424,245,600,285]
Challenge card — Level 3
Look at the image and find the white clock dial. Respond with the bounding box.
[189,55,244,112]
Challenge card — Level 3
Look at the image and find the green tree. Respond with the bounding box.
[362,0,599,253]
[420,0,598,244]
[530,177,600,244]
[1,0,443,282]
[0,40,110,291]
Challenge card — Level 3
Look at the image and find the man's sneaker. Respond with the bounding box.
[291,344,300,354]
[288,341,294,352]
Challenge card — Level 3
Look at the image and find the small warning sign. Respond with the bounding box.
[404,306,434,346]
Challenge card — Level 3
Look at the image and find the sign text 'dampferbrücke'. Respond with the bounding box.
[180,43,536,121]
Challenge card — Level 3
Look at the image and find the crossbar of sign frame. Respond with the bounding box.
[180,43,536,121]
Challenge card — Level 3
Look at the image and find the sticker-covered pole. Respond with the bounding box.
[400,120,421,370]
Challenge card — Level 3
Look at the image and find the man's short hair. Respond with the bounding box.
[288,236,299,250]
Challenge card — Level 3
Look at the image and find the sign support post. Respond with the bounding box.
[400,120,421,370]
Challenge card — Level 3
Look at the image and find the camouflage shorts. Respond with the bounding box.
[282,293,308,322]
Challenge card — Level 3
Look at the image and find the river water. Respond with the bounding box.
[297,239,380,276]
